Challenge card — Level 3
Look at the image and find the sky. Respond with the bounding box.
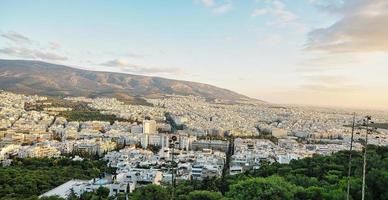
[1,0,388,109]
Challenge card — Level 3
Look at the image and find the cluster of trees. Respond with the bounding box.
[165,112,184,132]
[58,110,129,124]
[28,96,134,124]
[0,157,114,200]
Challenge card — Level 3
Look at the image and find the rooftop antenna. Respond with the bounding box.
[346,112,356,200]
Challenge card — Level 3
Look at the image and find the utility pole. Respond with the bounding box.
[361,116,373,200]
[346,113,356,200]
[169,135,178,200]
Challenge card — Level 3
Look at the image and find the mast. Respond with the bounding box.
[346,112,356,200]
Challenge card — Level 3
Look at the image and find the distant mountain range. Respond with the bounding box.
[0,59,259,103]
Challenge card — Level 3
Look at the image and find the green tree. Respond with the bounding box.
[183,190,223,200]
[130,185,170,200]
[227,176,299,200]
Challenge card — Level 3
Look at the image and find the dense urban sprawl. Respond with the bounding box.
[0,90,387,198]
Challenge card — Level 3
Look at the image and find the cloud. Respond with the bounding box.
[300,83,360,93]
[34,51,67,61]
[49,42,61,50]
[0,46,67,61]
[201,0,215,7]
[252,8,268,17]
[0,30,68,61]
[102,58,129,67]
[269,0,298,25]
[196,0,233,14]
[298,73,362,93]
[252,1,297,24]
[212,3,233,14]
[101,58,184,75]
[302,74,349,83]
[296,53,367,72]
[1,31,32,44]
[127,52,145,59]
[260,34,283,45]
[306,0,388,53]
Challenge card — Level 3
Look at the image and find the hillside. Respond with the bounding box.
[0,59,256,103]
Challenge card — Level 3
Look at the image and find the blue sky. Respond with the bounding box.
[1,0,388,109]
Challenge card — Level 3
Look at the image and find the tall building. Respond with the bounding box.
[143,120,157,134]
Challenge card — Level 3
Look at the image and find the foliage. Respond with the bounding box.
[0,157,113,200]
[79,187,113,200]
[227,176,299,200]
[129,184,170,200]
[147,145,161,154]
[165,112,184,132]
[58,110,128,124]
[182,190,223,200]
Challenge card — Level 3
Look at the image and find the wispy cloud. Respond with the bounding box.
[0,31,68,61]
[102,58,130,67]
[201,0,215,7]
[305,0,388,53]
[0,46,67,61]
[296,53,367,72]
[251,8,268,17]
[101,58,184,76]
[49,42,61,50]
[252,1,296,24]
[299,74,361,93]
[1,31,32,44]
[260,34,283,45]
[197,0,233,14]
[213,3,233,14]
[252,0,306,31]
[302,74,349,83]
[127,52,145,59]
[300,83,361,93]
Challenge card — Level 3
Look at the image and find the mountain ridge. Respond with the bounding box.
[0,59,261,103]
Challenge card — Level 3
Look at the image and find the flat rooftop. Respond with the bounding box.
[39,179,88,198]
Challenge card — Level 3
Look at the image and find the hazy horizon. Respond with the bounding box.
[1,0,388,109]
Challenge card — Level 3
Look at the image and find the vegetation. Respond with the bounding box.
[147,144,162,154]
[165,112,184,132]
[25,97,135,124]
[0,157,114,200]
[117,96,153,106]
[58,110,127,124]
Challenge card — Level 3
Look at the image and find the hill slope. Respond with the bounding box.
[0,59,254,102]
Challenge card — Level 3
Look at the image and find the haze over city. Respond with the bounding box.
[1,0,388,109]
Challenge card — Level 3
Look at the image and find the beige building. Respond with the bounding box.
[143,120,157,134]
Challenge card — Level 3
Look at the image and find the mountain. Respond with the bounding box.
[0,59,257,103]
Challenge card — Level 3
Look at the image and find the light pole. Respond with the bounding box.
[361,116,375,200]
[346,113,356,200]
[169,135,178,200]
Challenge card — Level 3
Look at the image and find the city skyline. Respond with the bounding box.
[1,0,388,109]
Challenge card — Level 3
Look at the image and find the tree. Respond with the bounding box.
[96,187,110,197]
[147,145,161,154]
[130,185,170,200]
[183,190,223,200]
[227,176,299,200]
[0,157,114,200]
